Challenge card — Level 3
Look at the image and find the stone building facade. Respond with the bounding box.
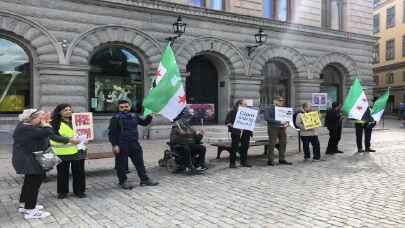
[0,0,375,141]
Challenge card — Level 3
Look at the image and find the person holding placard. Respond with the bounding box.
[296,103,322,161]
[50,104,88,199]
[263,96,292,166]
[225,100,253,168]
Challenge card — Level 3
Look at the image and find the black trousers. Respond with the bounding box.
[230,131,250,165]
[115,142,148,184]
[326,127,342,153]
[20,174,44,209]
[57,159,86,195]
[179,144,206,168]
[355,123,373,150]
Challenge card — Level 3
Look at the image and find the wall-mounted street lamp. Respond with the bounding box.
[247,28,267,57]
[166,16,187,45]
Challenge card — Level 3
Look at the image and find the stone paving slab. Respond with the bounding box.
[0,120,404,227]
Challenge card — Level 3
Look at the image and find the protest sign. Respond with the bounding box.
[233,107,258,131]
[72,112,94,140]
[275,107,293,123]
[301,111,322,130]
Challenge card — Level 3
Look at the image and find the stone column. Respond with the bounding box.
[37,64,89,112]
[230,75,262,108]
[294,78,321,108]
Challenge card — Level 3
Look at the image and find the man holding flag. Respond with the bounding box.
[342,79,389,153]
[353,108,376,153]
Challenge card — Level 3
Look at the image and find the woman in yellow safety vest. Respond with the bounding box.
[50,104,87,199]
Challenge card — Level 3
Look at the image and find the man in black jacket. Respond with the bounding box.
[108,100,158,190]
[225,99,253,168]
[325,102,344,154]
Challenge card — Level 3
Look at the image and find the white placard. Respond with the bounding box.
[311,93,328,107]
[233,107,259,131]
[275,107,293,123]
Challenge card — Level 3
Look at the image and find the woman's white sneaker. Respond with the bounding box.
[18,204,44,214]
[24,209,50,220]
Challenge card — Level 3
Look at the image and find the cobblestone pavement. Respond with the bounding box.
[1,120,405,228]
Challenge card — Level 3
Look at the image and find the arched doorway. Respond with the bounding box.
[186,55,219,124]
[260,60,292,108]
[0,36,31,113]
[320,64,345,108]
[89,44,144,113]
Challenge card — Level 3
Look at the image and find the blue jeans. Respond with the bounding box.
[301,136,320,160]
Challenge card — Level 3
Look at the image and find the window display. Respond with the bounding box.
[89,46,143,113]
[0,37,30,113]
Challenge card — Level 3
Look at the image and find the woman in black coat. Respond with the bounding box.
[225,99,253,168]
[12,109,73,220]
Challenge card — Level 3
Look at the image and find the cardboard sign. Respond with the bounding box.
[302,111,322,130]
[72,112,94,140]
[275,107,293,123]
[233,107,258,131]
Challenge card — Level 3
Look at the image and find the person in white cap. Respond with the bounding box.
[12,109,78,219]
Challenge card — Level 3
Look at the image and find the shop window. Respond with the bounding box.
[89,46,144,113]
[0,37,31,114]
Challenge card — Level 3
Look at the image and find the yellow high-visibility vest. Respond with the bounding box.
[50,122,77,156]
[354,120,366,124]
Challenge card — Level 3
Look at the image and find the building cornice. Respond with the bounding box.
[68,0,377,45]
[373,0,395,11]
[374,85,405,91]
[373,61,405,73]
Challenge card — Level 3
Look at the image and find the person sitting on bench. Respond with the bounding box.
[170,109,208,172]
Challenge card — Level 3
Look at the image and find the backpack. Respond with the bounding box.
[292,110,303,129]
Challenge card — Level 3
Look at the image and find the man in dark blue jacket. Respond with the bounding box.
[108,100,158,189]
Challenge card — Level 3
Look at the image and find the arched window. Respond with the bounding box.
[0,37,31,114]
[260,61,291,108]
[320,64,344,107]
[89,45,144,113]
